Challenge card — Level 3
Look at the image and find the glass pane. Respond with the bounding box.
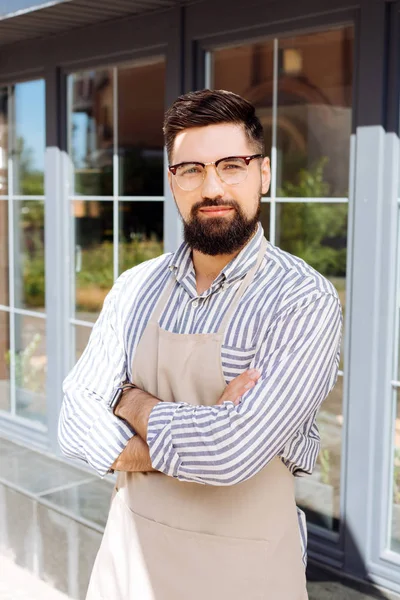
[0,310,10,412]
[119,201,163,274]
[69,69,114,196]
[73,200,113,322]
[277,202,347,371]
[275,201,347,283]
[0,200,9,305]
[14,200,45,312]
[14,314,46,425]
[211,42,274,194]
[118,58,165,196]
[0,87,8,195]
[13,80,45,196]
[296,375,343,532]
[277,28,353,197]
[278,201,347,531]
[259,202,270,238]
[74,325,92,363]
[391,388,400,552]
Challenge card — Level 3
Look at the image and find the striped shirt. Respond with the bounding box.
[59,223,342,567]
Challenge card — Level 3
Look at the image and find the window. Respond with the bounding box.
[0,79,47,426]
[67,57,165,361]
[210,26,353,532]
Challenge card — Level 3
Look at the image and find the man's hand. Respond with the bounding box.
[111,434,156,472]
[115,387,160,440]
[216,369,261,406]
[113,369,261,447]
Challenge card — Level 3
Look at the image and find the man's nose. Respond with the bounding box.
[200,165,225,199]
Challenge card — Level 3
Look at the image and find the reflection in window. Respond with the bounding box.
[0,310,10,413]
[14,314,46,425]
[74,325,92,363]
[275,203,347,279]
[14,80,45,196]
[211,28,353,199]
[259,203,270,237]
[119,201,163,274]
[0,80,45,196]
[118,58,165,197]
[211,42,273,195]
[69,69,114,196]
[0,201,9,305]
[212,31,352,532]
[14,200,45,312]
[296,375,343,532]
[0,87,8,196]
[277,201,346,532]
[73,200,114,322]
[277,29,353,197]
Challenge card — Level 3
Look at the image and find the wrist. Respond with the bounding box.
[115,386,141,420]
[117,388,160,440]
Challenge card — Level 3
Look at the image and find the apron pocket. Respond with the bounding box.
[125,505,270,600]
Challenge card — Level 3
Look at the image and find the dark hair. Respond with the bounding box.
[163,89,264,163]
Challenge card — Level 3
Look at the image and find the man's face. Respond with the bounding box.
[168,123,271,255]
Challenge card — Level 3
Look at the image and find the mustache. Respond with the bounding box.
[191,198,239,214]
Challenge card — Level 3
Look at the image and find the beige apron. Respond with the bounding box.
[86,238,308,600]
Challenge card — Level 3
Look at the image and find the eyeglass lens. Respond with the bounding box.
[175,157,249,190]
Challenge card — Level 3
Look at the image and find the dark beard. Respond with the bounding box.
[182,198,261,256]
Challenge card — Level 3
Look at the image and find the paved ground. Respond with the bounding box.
[0,555,72,600]
[1,552,399,600]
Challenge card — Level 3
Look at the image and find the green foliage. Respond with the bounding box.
[76,237,163,290]
[319,448,331,485]
[277,157,347,277]
[77,241,114,290]
[119,236,164,274]
[5,333,43,392]
[15,136,44,195]
[23,254,45,307]
[279,156,330,198]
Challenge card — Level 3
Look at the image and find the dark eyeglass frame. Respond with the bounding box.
[168,154,264,175]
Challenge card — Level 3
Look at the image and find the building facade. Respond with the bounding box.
[0,0,400,595]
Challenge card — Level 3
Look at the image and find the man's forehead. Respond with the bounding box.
[171,123,253,163]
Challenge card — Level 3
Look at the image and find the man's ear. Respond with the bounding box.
[261,157,271,195]
[167,170,173,194]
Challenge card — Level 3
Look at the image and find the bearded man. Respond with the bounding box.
[59,89,342,600]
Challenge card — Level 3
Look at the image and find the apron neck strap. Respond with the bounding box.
[149,274,177,324]
[217,236,267,335]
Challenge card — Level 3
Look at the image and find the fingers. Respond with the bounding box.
[218,368,261,406]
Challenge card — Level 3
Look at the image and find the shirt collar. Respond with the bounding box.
[168,223,265,295]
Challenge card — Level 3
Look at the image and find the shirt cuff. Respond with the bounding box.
[146,401,184,477]
[84,407,136,478]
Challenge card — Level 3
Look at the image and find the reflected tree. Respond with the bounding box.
[277,157,347,277]
[14,137,45,308]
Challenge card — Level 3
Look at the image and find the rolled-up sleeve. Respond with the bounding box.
[58,272,135,477]
[147,291,342,486]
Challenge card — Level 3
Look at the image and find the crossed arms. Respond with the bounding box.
[59,270,342,486]
[111,370,260,472]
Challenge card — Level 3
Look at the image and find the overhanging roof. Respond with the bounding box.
[0,0,181,47]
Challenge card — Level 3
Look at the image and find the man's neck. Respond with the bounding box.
[192,249,239,295]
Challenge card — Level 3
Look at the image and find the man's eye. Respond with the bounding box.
[180,166,202,176]
[222,162,245,171]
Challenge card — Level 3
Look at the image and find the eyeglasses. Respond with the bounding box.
[168,154,263,191]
